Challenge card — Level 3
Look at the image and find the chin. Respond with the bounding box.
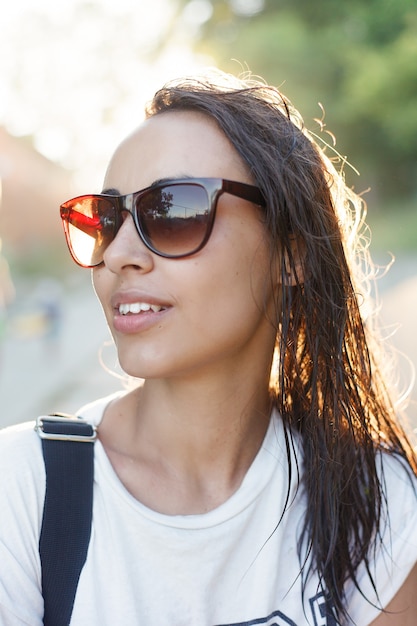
[117,352,170,381]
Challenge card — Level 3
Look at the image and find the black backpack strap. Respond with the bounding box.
[36,414,97,626]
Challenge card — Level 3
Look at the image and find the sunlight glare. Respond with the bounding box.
[0,0,210,191]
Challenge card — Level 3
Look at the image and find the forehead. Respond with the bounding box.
[103,110,252,193]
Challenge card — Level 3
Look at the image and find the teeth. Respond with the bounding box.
[118,302,163,315]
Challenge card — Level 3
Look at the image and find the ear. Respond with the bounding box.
[282,235,305,286]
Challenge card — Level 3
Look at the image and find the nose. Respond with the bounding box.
[102,212,154,273]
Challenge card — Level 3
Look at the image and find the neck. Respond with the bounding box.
[135,367,270,465]
[99,367,273,514]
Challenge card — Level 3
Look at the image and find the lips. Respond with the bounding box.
[111,291,171,334]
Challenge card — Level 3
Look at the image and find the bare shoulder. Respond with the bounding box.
[369,562,417,625]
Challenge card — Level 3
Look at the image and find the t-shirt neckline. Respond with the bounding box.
[81,393,291,530]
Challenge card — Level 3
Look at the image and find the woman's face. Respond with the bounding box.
[93,111,279,381]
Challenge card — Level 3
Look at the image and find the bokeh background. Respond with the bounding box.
[0,0,416,429]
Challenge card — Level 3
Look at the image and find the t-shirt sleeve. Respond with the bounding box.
[345,452,417,624]
[0,423,45,625]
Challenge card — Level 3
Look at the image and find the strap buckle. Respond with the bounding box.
[35,415,97,443]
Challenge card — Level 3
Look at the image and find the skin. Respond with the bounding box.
[369,562,417,625]
[92,110,417,623]
[93,110,279,515]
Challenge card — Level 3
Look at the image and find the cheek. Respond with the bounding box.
[181,244,272,330]
[91,268,110,315]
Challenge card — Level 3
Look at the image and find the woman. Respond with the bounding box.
[1,70,416,625]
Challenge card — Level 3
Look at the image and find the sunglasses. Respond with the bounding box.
[60,177,266,267]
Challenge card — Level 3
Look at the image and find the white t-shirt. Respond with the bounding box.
[0,394,416,625]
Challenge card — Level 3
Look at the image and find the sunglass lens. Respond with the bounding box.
[137,184,210,257]
[62,197,116,267]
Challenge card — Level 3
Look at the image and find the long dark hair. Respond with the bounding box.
[145,70,417,622]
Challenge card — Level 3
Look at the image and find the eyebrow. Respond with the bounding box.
[101,187,120,195]
[100,175,193,196]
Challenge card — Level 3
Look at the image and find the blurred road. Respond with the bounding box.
[1,255,416,431]
[0,276,124,428]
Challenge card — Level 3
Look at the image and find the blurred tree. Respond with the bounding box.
[178,0,417,203]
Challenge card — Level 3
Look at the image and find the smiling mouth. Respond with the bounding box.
[118,302,167,315]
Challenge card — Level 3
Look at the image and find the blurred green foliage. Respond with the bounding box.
[182,0,417,208]
[367,199,417,252]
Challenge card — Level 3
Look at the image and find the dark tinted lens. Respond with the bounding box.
[62,197,116,267]
[136,184,210,256]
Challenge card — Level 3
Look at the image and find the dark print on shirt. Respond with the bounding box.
[216,591,337,626]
